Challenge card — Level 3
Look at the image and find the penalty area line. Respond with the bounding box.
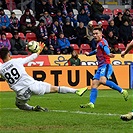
[0,108,120,116]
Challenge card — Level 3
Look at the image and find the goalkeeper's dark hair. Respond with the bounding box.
[0,47,9,60]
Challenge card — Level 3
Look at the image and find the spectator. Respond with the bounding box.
[81,0,91,17]
[68,0,77,9]
[76,22,89,47]
[54,10,65,26]
[35,0,48,20]
[58,0,72,17]
[0,34,3,49]
[106,20,119,40]
[63,19,77,44]
[0,7,10,33]
[119,20,132,46]
[9,12,20,33]
[1,32,11,52]
[50,19,63,38]
[111,45,121,54]
[106,31,118,49]
[91,0,110,21]
[68,50,81,66]
[48,31,60,54]
[46,0,58,18]
[86,21,96,50]
[36,19,48,45]
[77,8,90,26]
[20,8,36,35]
[114,12,123,29]
[122,9,132,26]
[0,0,7,9]
[10,31,28,55]
[40,10,53,33]
[67,10,78,28]
[58,32,73,54]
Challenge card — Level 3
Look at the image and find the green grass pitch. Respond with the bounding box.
[0,90,133,133]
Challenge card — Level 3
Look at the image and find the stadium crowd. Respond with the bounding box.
[0,0,133,55]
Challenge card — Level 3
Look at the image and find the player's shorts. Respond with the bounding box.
[16,80,51,101]
[93,64,113,80]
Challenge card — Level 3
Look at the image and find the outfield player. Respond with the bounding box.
[120,40,133,121]
[80,27,128,109]
[0,45,87,111]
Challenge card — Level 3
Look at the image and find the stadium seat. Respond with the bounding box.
[26,32,37,42]
[90,20,98,27]
[118,43,125,51]
[80,44,91,54]
[103,8,113,21]
[18,32,25,40]
[12,9,23,16]
[4,9,11,18]
[99,20,109,29]
[6,32,13,40]
[129,49,133,54]
[35,21,39,26]
[129,9,133,18]
[70,44,80,53]
[113,8,123,17]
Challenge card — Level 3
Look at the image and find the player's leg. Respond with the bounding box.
[31,80,87,96]
[100,64,128,101]
[50,85,87,96]
[120,111,133,121]
[15,98,48,112]
[80,69,101,108]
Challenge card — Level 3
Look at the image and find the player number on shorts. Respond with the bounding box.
[4,68,20,84]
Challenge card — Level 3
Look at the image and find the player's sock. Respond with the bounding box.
[58,86,77,93]
[105,80,122,93]
[90,88,98,104]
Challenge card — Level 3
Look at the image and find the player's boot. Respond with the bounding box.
[33,105,48,112]
[76,87,88,96]
[120,112,133,121]
[122,90,128,101]
[80,102,94,108]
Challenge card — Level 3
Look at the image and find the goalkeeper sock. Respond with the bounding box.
[58,86,77,93]
[105,80,123,93]
[90,88,98,104]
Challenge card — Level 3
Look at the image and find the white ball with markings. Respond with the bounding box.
[27,41,40,53]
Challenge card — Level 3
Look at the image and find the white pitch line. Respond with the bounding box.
[0,108,120,116]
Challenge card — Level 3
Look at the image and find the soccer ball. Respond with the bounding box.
[27,41,40,53]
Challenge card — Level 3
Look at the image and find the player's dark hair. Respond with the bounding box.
[0,47,9,60]
[93,27,102,32]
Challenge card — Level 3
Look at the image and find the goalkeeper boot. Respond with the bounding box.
[76,87,88,96]
[33,105,48,112]
[122,90,128,101]
[80,102,94,109]
[120,112,133,121]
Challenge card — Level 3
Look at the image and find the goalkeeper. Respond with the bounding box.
[121,40,133,121]
[0,43,87,111]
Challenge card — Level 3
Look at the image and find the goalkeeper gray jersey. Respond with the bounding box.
[0,53,38,92]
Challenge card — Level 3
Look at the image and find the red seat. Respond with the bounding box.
[99,20,109,29]
[113,8,123,17]
[26,32,37,42]
[91,20,98,27]
[6,32,13,40]
[103,8,113,21]
[129,9,133,18]
[80,44,91,54]
[70,44,80,53]
[18,32,25,40]
[129,49,133,54]
[118,43,125,51]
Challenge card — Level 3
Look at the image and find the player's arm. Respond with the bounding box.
[85,49,97,56]
[21,42,45,64]
[100,43,115,58]
[121,40,133,58]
